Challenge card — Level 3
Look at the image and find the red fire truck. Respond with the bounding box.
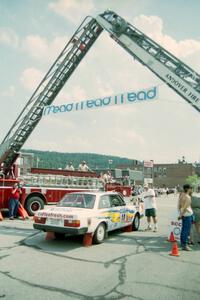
[0,168,99,216]
[0,166,132,216]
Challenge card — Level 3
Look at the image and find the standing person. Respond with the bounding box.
[103,171,112,183]
[102,172,109,184]
[65,162,75,171]
[9,183,22,220]
[78,161,90,172]
[142,184,158,232]
[107,171,112,183]
[178,184,193,251]
[99,172,105,190]
[191,195,200,243]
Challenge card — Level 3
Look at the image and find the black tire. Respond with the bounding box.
[25,196,44,216]
[54,232,65,239]
[93,223,106,244]
[132,214,140,231]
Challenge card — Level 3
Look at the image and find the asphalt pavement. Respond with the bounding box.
[0,194,200,300]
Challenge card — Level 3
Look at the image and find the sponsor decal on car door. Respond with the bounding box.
[109,195,127,229]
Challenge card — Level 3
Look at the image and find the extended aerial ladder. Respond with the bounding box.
[96,11,200,111]
[0,17,103,176]
[0,10,200,176]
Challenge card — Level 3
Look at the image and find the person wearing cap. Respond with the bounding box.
[142,184,158,232]
[78,161,90,172]
[178,184,193,251]
[65,162,75,171]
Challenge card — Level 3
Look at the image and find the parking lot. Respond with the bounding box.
[0,194,200,300]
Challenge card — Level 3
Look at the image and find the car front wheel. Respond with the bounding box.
[132,214,140,231]
[93,223,106,244]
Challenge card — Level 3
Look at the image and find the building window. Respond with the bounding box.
[163,167,167,177]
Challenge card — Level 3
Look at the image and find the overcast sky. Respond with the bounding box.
[1,0,200,163]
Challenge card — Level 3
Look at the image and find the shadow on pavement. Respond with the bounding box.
[25,229,173,254]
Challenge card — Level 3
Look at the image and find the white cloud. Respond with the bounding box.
[112,128,145,146]
[0,27,19,47]
[23,34,67,62]
[20,67,45,91]
[133,15,200,61]
[48,0,94,23]
[1,85,15,97]
[23,35,48,59]
[54,85,88,105]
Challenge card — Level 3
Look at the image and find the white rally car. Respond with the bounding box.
[33,192,144,244]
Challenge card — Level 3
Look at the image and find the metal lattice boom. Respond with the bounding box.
[96,11,200,112]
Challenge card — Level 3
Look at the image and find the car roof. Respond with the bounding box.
[66,191,120,196]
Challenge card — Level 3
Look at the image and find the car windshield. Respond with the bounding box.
[58,193,96,209]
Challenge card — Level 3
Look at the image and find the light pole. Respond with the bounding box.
[142,160,145,185]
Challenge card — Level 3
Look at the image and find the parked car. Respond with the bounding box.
[33,191,144,244]
[167,188,176,195]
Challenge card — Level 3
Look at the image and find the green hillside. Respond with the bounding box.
[22,149,135,170]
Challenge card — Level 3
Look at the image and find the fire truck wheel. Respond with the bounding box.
[25,196,44,216]
[132,213,140,231]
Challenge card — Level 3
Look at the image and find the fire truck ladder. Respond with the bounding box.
[0,17,103,175]
[21,173,102,189]
[96,11,200,113]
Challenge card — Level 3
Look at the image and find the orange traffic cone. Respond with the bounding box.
[168,231,176,242]
[0,211,3,221]
[83,233,93,246]
[45,231,55,241]
[170,241,180,257]
[123,224,133,232]
[18,203,29,220]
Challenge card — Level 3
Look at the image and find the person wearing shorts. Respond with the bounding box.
[143,184,158,232]
[178,184,193,251]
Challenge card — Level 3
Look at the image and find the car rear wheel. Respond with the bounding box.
[25,196,44,216]
[132,214,140,231]
[93,223,106,244]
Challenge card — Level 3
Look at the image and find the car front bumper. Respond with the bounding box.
[33,223,88,235]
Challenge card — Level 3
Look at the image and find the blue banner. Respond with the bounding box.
[43,86,158,116]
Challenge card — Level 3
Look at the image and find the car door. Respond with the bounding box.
[98,195,113,231]
[109,194,127,229]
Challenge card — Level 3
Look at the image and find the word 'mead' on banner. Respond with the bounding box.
[43,86,158,116]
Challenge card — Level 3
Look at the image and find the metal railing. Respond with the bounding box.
[20,174,103,189]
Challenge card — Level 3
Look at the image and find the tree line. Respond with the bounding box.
[22,149,134,170]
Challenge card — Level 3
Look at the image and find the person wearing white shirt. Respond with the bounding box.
[142,184,158,232]
[78,161,90,172]
[65,162,75,171]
